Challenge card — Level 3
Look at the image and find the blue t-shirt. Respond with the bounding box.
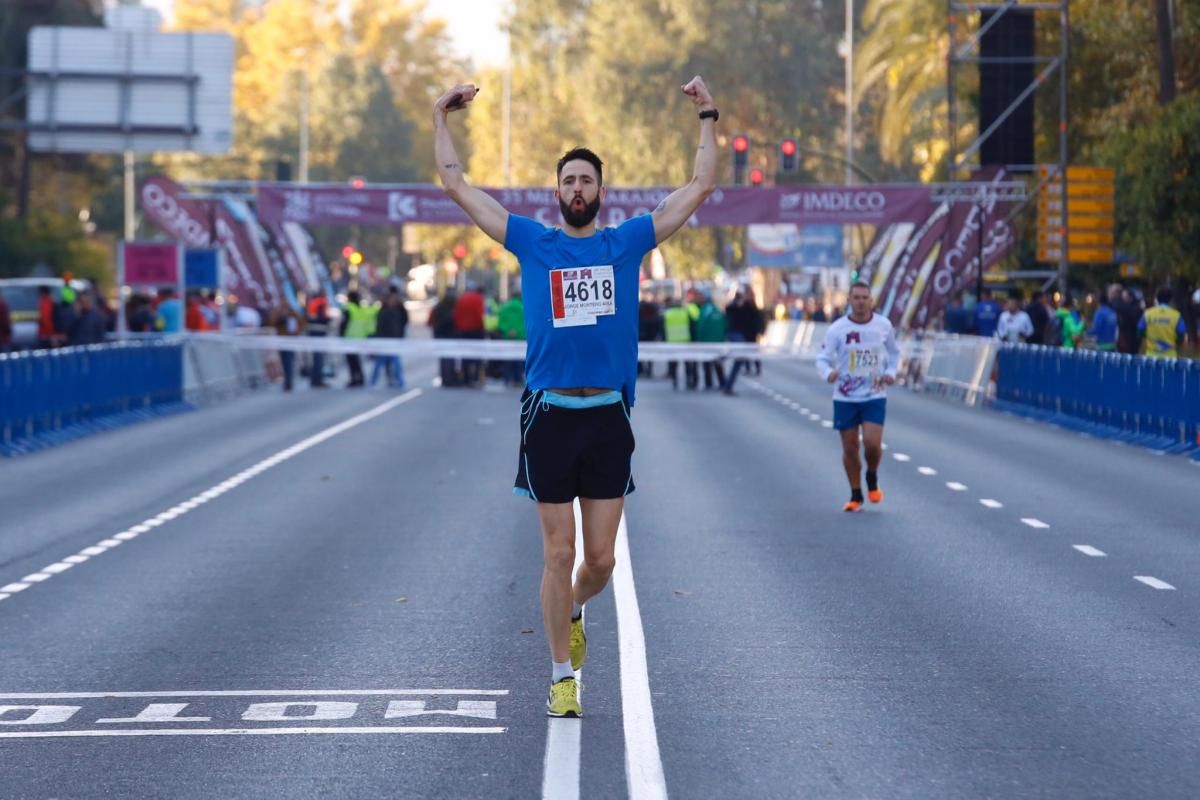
[504,213,657,406]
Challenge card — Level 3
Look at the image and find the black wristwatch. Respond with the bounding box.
[698,108,719,122]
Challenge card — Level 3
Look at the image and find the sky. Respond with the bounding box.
[125,0,509,66]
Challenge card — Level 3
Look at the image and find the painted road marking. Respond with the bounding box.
[917,467,937,476]
[893,453,911,462]
[821,421,833,428]
[0,690,508,738]
[1134,576,1176,590]
[1021,518,1050,529]
[946,482,968,492]
[614,513,668,800]
[979,499,1003,509]
[1072,545,1107,557]
[0,390,423,605]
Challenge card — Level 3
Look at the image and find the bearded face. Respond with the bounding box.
[559,194,602,228]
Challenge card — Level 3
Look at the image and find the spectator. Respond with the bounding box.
[232,301,262,329]
[0,289,11,351]
[637,291,663,377]
[806,297,827,323]
[156,288,182,333]
[1114,287,1144,355]
[53,287,78,342]
[454,283,486,385]
[340,290,377,388]
[185,291,210,332]
[1056,295,1085,349]
[723,289,761,393]
[1139,286,1188,358]
[996,293,1034,343]
[370,287,408,388]
[1088,286,1119,351]
[200,291,220,329]
[305,289,331,388]
[695,295,727,390]
[270,303,304,391]
[68,292,107,345]
[498,292,526,387]
[37,285,57,348]
[127,294,157,333]
[1023,290,1050,346]
[430,289,461,387]
[663,298,696,390]
[974,287,1001,337]
[942,292,972,334]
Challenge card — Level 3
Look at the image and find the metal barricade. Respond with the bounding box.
[0,340,186,456]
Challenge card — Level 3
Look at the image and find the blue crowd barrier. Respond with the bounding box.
[0,340,189,456]
[995,344,1199,456]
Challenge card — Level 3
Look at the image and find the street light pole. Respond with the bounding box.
[298,69,310,183]
[845,0,855,186]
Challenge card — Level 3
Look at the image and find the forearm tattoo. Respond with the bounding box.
[655,198,668,213]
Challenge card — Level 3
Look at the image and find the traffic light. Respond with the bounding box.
[749,168,765,186]
[350,175,366,189]
[731,134,749,184]
[779,139,797,173]
[341,245,354,259]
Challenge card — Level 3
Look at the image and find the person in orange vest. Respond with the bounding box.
[185,291,210,331]
[305,291,330,388]
[37,285,58,348]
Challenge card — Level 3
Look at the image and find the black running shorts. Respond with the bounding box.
[514,388,636,503]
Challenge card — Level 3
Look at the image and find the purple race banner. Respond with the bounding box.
[141,176,279,310]
[255,183,934,228]
[861,168,1017,329]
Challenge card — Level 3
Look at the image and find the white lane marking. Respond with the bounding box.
[881,443,888,450]
[1073,545,1107,557]
[0,390,424,604]
[0,727,504,739]
[63,555,89,565]
[821,420,833,428]
[543,716,582,800]
[917,467,937,476]
[615,513,668,800]
[0,689,509,699]
[800,407,810,414]
[1021,518,1050,529]
[542,506,587,800]
[893,453,911,462]
[1134,576,1176,590]
[42,563,74,575]
[979,499,1004,509]
[946,482,968,492]
[808,414,820,421]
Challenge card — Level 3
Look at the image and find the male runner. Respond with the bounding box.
[434,76,719,716]
[816,282,900,512]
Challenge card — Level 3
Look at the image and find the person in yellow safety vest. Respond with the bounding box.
[663,299,697,390]
[340,290,379,387]
[1139,286,1189,358]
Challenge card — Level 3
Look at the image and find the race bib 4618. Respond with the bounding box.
[550,265,615,328]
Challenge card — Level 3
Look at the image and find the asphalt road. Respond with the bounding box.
[2,355,1198,799]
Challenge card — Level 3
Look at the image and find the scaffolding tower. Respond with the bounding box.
[948,0,1070,295]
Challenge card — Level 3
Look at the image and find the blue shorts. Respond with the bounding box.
[833,398,887,431]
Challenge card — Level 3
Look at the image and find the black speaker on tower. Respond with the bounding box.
[979,9,1035,168]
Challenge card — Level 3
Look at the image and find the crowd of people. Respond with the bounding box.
[427,283,526,388]
[944,283,1193,357]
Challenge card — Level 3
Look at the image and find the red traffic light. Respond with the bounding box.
[341,245,354,258]
[780,139,797,156]
[452,244,468,260]
[732,135,749,153]
[749,168,765,185]
[350,176,366,189]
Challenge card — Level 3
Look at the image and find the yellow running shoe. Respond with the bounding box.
[546,676,581,718]
[569,609,587,671]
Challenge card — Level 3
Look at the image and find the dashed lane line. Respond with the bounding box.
[946,482,968,492]
[917,467,937,476]
[1073,545,1107,557]
[1020,518,1051,529]
[979,499,1004,509]
[0,390,424,604]
[1134,576,1176,590]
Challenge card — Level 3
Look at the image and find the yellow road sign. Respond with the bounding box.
[1038,165,1115,182]
[1037,197,1114,215]
[1036,246,1114,264]
[1043,180,1116,199]
[1067,230,1114,247]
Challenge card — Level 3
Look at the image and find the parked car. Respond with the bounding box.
[0,277,89,350]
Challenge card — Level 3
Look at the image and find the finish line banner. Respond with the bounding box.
[256,183,933,228]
